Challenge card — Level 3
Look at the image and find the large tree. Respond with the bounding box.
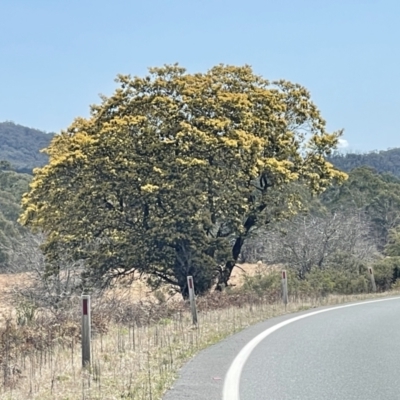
[20,64,345,296]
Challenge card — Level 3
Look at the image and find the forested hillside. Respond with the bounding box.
[0,163,31,266]
[0,121,53,172]
[329,148,400,177]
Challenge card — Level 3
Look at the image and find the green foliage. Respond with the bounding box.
[241,164,400,297]
[385,226,400,256]
[0,194,21,221]
[0,169,31,201]
[323,167,400,210]
[327,251,366,272]
[371,257,400,291]
[0,122,53,171]
[241,270,281,297]
[0,160,13,171]
[323,167,400,248]
[0,167,31,268]
[241,267,370,298]
[303,268,368,295]
[21,64,345,296]
[329,148,400,177]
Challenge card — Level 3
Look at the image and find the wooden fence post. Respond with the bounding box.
[81,294,91,368]
[368,267,377,292]
[187,276,198,325]
[281,270,288,306]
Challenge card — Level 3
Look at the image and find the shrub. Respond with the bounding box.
[241,271,281,297]
[240,265,371,299]
[372,257,400,291]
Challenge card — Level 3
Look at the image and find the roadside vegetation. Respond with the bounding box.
[0,270,398,400]
[1,64,400,398]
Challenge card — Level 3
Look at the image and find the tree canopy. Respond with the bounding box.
[20,64,346,296]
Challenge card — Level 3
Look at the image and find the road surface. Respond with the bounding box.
[163,297,400,400]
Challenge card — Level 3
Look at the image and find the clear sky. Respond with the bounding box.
[1,0,399,152]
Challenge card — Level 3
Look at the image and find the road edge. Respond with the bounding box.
[223,296,400,400]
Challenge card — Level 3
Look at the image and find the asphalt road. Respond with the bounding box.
[163,297,400,400]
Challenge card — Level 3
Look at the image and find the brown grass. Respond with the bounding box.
[0,272,36,324]
[229,262,282,286]
[0,263,274,307]
[0,265,396,399]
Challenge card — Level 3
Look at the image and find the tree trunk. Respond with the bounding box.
[216,236,245,290]
[216,202,268,290]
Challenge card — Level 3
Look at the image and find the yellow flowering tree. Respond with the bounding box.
[20,64,346,296]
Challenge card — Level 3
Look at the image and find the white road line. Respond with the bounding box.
[222,296,400,400]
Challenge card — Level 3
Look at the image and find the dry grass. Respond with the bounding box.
[0,287,397,399]
[0,272,36,324]
[229,262,281,287]
[0,264,396,399]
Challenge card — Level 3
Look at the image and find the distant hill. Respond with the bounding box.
[0,121,54,173]
[329,148,400,177]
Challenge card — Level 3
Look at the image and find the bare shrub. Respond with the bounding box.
[241,209,378,278]
[3,232,84,312]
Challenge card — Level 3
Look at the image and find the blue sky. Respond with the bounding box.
[0,0,399,152]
